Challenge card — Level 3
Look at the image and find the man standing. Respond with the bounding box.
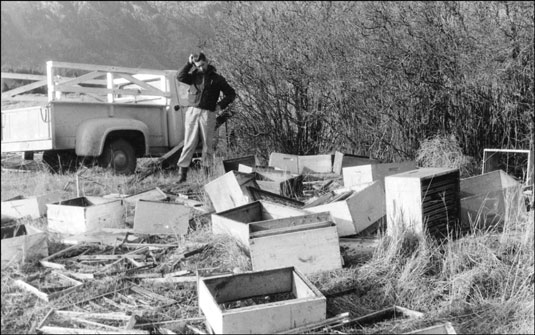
[176,52,236,183]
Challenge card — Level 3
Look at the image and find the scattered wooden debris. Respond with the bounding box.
[198,267,326,334]
[47,196,125,235]
[1,223,48,268]
[385,168,460,239]
[14,271,83,302]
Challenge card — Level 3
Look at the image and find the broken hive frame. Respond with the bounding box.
[47,196,125,235]
[385,168,461,239]
[14,271,83,302]
[198,267,326,334]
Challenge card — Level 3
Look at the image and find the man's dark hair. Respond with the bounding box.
[193,52,207,62]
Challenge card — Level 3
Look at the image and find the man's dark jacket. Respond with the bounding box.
[177,62,236,112]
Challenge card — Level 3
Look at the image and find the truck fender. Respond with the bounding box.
[75,118,149,156]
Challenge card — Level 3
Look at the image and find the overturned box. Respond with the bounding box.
[254,169,304,198]
[133,199,190,235]
[343,161,417,188]
[333,151,379,175]
[198,267,326,334]
[205,171,259,212]
[460,170,524,227]
[386,168,460,238]
[305,181,385,237]
[223,155,257,173]
[1,192,68,220]
[1,224,48,268]
[213,202,341,274]
[47,196,125,235]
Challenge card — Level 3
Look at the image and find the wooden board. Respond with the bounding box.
[133,200,190,235]
[1,225,48,268]
[1,192,68,220]
[268,153,299,174]
[343,161,417,187]
[333,151,379,175]
[249,223,342,274]
[298,154,333,174]
[247,187,305,208]
[123,187,167,205]
[385,168,460,238]
[204,171,259,212]
[198,267,326,334]
[47,197,125,235]
[255,171,304,198]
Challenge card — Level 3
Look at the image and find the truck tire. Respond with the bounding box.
[98,139,137,175]
[42,150,78,174]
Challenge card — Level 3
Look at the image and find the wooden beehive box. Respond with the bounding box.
[204,171,259,212]
[343,161,417,188]
[198,267,326,334]
[213,203,341,274]
[385,168,460,238]
[133,200,190,235]
[223,155,256,172]
[212,201,309,246]
[1,192,68,220]
[47,196,125,235]
[459,170,524,227]
[305,181,385,237]
[269,153,333,174]
[254,170,304,198]
[332,151,379,175]
[1,224,48,268]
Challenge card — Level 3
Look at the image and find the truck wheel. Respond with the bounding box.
[99,139,137,175]
[42,150,78,174]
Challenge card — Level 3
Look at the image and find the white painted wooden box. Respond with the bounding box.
[343,161,417,188]
[204,171,259,212]
[133,199,190,235]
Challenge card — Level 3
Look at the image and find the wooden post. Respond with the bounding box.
[46,61,54,102]
[107,72,114,103]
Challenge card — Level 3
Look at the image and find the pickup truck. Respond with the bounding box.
[1,60,203,175]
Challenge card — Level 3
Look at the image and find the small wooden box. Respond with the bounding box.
[133,200,190,235]
[204,171,259,212]
[306,181,385,237]
[385,168,460,238]
[333,151,379,175]
[269,153,332,174]
[1,192,68,220]
[198,267,326,334]
[1,224,48,268]
[255,170,304,198]
[47,196,125,235]
[211,201,309,246]
[343,161,417,188]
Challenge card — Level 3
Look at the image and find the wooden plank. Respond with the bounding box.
[14,272,83,302]
[250,225,342,274]
[249,212,331,232]
[114,73,166,96]
[38,326,149,334]
[1,79,47,98]
[249,221,334,238]
[52,85,167,98]
[133,200,190,236]
[55,71,105,89]
[1,72,47,80]
[130,286,177,305]
[1,225,48,268]
[49,61,167,76]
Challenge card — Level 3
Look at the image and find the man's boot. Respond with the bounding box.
[177,167,188,183]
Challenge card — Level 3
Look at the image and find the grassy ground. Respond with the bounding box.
[1,155,533,334]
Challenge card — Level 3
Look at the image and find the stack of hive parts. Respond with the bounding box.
[212,202,342,274]
[204,171,259,212]
[47,196,125,235]
[305,181,385,237]
[460,170,524,228]
[385,168,460,239]
[198,267,326,334]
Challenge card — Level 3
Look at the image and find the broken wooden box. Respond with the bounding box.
[212,202,342,274]
[385,168,460,239]
[1,191,67,220]
[47,196,125,235]
[204,171,259,212]
[133,199,190,235]
[254,169,304,198]
[305,181,385,237]
[1,224,48,268]
[223,155,256,173]
[247,186,305,209]
[198,267,326,334]
[460,170,525,227]
[342,161,417,188]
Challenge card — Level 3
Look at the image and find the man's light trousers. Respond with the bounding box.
[177,106,216,168]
